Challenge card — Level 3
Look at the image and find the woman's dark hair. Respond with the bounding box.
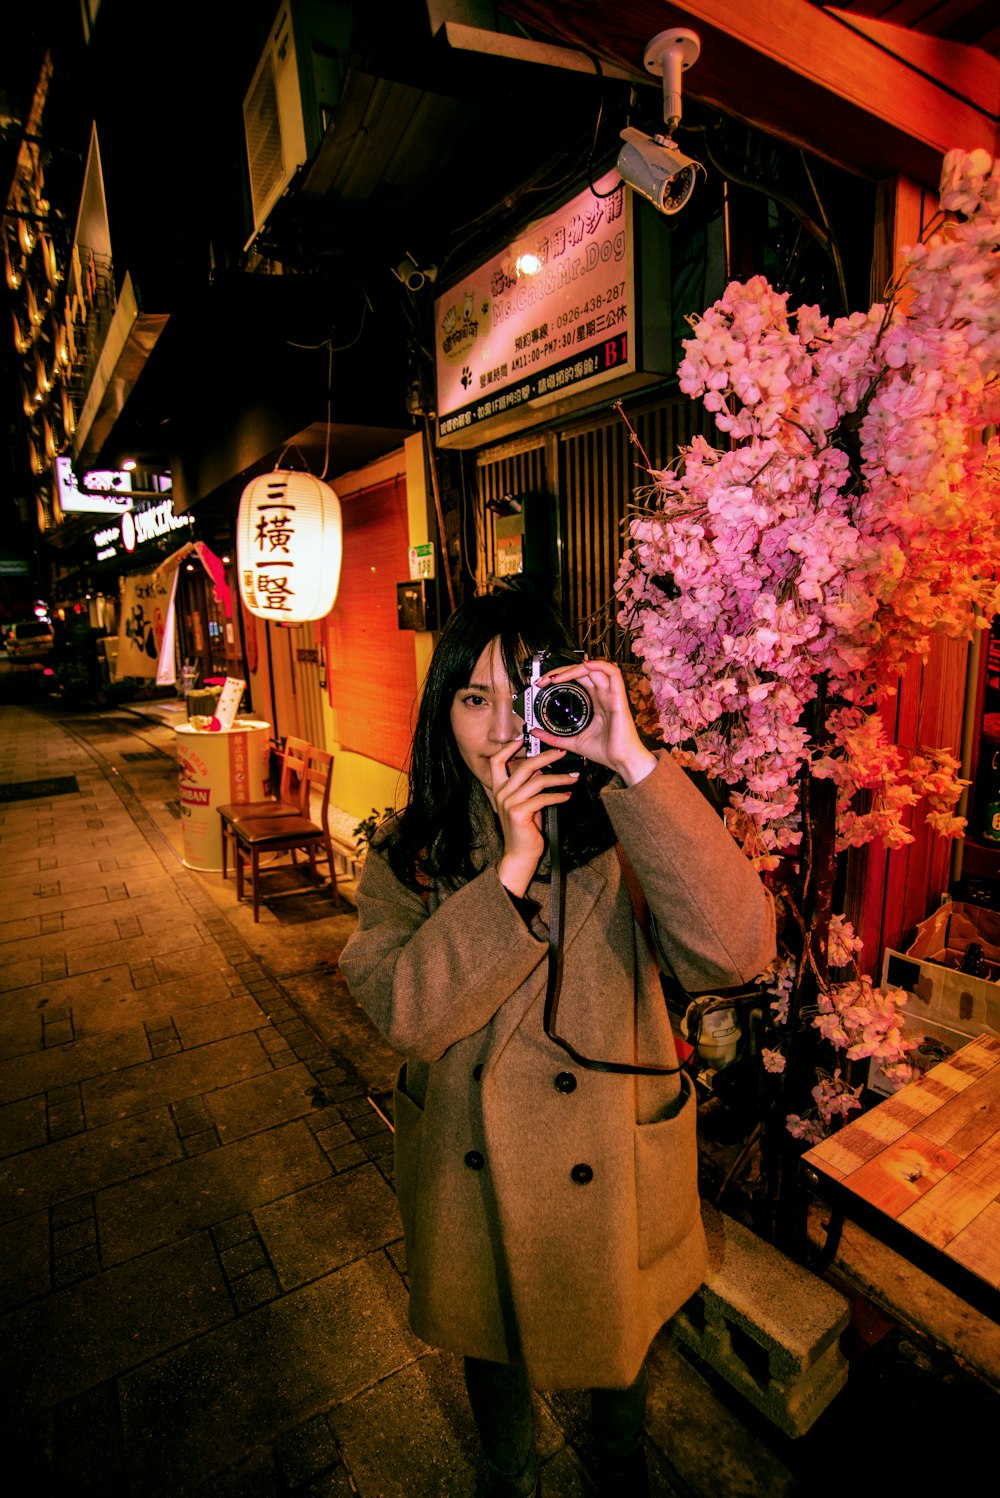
[385,590,616,888]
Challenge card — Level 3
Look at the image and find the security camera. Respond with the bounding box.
[392,253,438,293]
[616,127,704,215]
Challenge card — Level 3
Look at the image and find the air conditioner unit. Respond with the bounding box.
[243,1,349,247]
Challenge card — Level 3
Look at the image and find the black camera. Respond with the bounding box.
[513,650,593,758]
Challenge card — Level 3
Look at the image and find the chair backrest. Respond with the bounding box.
[302,747,334,825]
[278,736,311,811]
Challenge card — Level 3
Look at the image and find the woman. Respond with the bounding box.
[339,591,775,1496]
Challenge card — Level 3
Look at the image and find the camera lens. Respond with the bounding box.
[535,683,592,736]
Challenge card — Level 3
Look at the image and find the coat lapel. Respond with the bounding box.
[481,857,609,1070]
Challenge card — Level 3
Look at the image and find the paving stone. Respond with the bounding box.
[51,1195,95,1228]
[182,1130,221,1158]
[0,956,43,992]
[644,1326,798,1498]
[325,1141,368,1173]
[68,927,207,978]
[0,1209,50,1309]
[152,947,236,985]
[53,1242,101,1284]
[0,1006,42,1064]
[97,1119,330,1265]
[118,1253,420,1498]
[51,1381,128,1496]
[0,1094,47,1157]
[220,1236,268,1278]
[2,966,134,1035]
[111,849,169,871]
[211,1214,257,1252]
[42,1018,74,1047]
[0,1026,150,1106]
[82,1031,272,1128]
[360,1131,394,1162]
[329,1350,484,1498]
[0,1107,182,1225]
[2,1233,233,1420]
[35,860,110,892]
[50,896,117,929]
[2,922,125,968]
[0,916,42,943]
[204,1061,326,1142]
[230,1265,281,1312]
[53,1218,97,1255]
[255,1164,402,1290]
[273,1413,341,1489]
[172,995,269,1049]
[385,1238,407,1282]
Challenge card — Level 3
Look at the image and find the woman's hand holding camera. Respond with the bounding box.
[491,743,578,898]
[533,659,656,787]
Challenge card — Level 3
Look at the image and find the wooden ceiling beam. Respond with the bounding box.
[501,0,999,186]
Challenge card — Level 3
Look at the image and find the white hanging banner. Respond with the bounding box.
[156,569,179,686]
[115,568,178,680]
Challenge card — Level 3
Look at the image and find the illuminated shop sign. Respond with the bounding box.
[56,456,134,514]
[57,457,174,515]
[434,170,671,450]
[92,498,193,560]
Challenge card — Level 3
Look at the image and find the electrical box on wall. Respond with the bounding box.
[489,492,555,587]
[397,579,438,632]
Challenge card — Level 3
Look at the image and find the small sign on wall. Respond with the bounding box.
[409,543,435,580]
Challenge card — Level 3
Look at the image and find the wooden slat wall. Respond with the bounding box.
[559,396,711,652]
[473,395,711,650]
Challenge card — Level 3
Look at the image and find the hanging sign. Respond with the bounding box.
[56,456,133,514]
[434,170,671,449]
[115,568,178,682]
[236,470,343,623]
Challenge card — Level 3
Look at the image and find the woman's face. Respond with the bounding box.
[449,637,526,802]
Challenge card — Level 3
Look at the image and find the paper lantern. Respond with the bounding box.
[236,470,343,623]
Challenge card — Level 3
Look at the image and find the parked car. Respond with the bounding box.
[4,619,55,659]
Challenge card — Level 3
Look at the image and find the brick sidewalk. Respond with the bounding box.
[3,701,996,1497]
[0,703,456,1495]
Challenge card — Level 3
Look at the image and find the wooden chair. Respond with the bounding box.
[231,747,342,922]
[219,735,310,880]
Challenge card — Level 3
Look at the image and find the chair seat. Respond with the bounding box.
[218,798,300,824]
[235,815,322,844]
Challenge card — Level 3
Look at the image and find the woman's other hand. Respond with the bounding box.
[531,659,656,786]
[491,743,578,897]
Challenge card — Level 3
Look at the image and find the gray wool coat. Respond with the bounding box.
[339,752,775,1389]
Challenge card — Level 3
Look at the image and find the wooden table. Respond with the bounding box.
[802,1033,1000,1322]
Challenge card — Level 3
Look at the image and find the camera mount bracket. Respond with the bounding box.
[642,28,701,132]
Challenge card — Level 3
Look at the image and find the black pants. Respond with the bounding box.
[464,1354,649,1497]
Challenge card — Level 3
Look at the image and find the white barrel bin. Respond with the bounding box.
[175,719,271,872]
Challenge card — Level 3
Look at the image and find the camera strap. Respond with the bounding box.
[542,804,684,1076]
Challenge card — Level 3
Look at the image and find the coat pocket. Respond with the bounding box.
[393,1062,425,1252]
[633,1072,699,1270]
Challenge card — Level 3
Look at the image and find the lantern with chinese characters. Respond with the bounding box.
[236,470,343,623]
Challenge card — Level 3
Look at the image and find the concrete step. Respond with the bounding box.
[673,1203,850,1438]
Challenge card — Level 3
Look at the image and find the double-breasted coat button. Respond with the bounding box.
[472,1064,484,1081]
[554,1071,577,1093]
[570,1163,594,1185]
[464,1150,485,1170]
